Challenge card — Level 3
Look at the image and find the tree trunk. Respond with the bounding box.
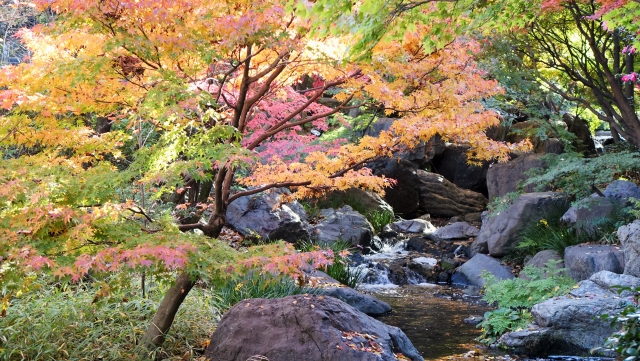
[140,272,197,349]
[141,209,226,350]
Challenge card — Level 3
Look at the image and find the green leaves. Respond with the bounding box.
[604,286,640,360]
[477,261,576,344]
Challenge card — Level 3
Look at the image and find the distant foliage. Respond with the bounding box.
[525,151,640,202]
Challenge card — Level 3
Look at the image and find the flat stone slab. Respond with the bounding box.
[433,222,479,240]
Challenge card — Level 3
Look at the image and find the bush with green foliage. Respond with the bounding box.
[477,261,576,345]
[0,274,216,361]
[525,150,640,202]
[210,272,319,314]
[603,286,640,361]
[507,201,633,263]
[298,240,364,289]
[301,193,395,233]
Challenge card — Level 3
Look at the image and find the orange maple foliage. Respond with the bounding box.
[0,0,529,348]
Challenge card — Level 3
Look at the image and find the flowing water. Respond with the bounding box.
[356,239,501,359]
[354,240,616,361]
[369,284,497,360]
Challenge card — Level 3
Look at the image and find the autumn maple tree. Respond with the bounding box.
[0,0,529,351]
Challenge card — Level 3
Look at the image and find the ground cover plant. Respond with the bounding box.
[477,261,576,345]
[604,286,640,361]
[0,274,216,361]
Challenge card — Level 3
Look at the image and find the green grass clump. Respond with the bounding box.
[477,261,576,345]
[0,274,217,361]
[301,192,395,233]
[210,272,319,314]
[298,240,364,289]
[510,202,633,263]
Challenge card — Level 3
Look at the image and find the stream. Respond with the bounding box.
[353,239,615,361]
[369,284,499,360]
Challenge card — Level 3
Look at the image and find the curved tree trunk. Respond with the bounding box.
[140,272,197,349]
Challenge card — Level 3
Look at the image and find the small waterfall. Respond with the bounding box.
[405,268,426,285]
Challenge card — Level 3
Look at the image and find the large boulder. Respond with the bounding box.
[433,222,480,240]
[322,287,392,316]
[561,180,640,232]
[451,254,514,287]
[499,271,639,355]
[314,206,374,248]
[562,113,597,155]
[369,159,421,218]
[618,220,640,277]
[320,188,394,215]
[430,145,489,195]
[560,196,618,235]
[416,170,488,218]
[204,295,423,361]
[564,244,624,281]
[476,192,569,257]
[486,154,549,201]
[524,250,564,271]
[226,189,312,244]
[603,179,640,201]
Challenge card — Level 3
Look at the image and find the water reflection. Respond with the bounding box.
[370,284,502,360]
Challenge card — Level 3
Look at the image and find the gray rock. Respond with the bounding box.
[408,257,438,280]
[468,237,489,258]
[430,144,490,195]
[589,270,640,296]
[390,219,436,235]
[416,170,488,218]
[618,220,640,277]
[524,250,564,271]
[486,154,549,201]
[451,254,514,287]
[205,295,423,361]
[321,188,394,216]
[322,287,392,316]
[603,179,640,201]
[564,244,624,281]
[226,189,312,244]
[560,197,617,236]
[568,280,615,298]
[314,206,374,248]
[476,192,569,257]
[530,296,625,351]
[500,270,640,355]
[433,222,480,240]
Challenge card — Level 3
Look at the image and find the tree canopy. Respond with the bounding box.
[5,0,640,354]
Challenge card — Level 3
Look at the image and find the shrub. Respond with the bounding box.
[477,261,576,345]
[298,240,364,289]
[366,209,395,233]
[603,286,640,360]
[0,274,216,361]
[509,202,632,263]
[210,272,319,314]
